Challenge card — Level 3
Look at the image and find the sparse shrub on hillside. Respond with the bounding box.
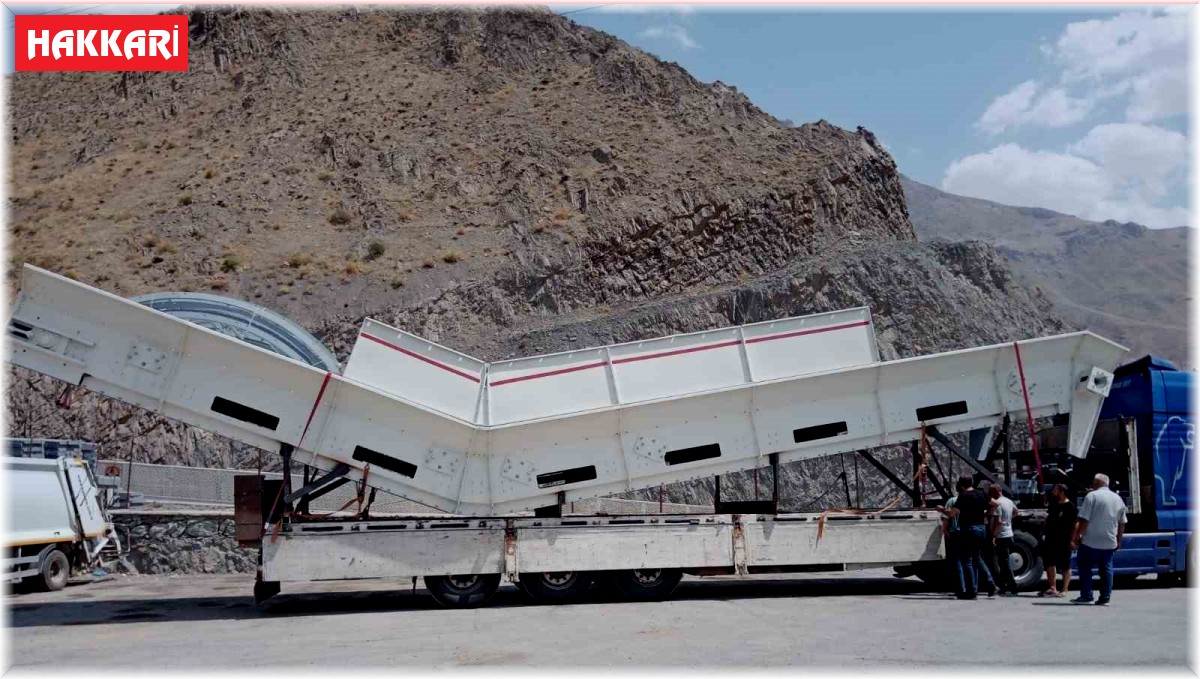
[343,260,366,275]
[366,241,386,260]
[286,251,313,268]
[328,207,351,225]
[390,275,405,289]
[178,193,193,206]
[398,207,415,222]
[204,167,215,179]
[455,228,466,236]
[316,170,333,181]
[441,250,463,264]
[278,284,292,294]
[209,278,229,291]
[421,259,435,269]
[221,254,243,273]
[553,207,572,223]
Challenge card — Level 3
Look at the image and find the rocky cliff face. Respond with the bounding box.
[6,7,1063,510]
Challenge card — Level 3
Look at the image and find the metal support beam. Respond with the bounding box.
[285,462,350,504]
[910,441,923,507]
[857,449,916,500]
[926,426,1013,497]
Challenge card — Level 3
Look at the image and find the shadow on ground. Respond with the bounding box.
[8,575,1183,628]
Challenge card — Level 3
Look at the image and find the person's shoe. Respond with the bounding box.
[1095,598,1110,606]
[1039,589,1057,598]
[986,587,997,597]
[1001,591,1019,597]
[1072,596,1094,604]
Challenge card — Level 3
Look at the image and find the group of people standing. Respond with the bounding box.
[941,473,1128,605]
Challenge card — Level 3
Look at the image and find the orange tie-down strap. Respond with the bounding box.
[817,425,940,542]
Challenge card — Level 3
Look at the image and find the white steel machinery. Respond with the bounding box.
[5,265,1126,606]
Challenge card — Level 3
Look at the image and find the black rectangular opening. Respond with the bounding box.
[664,443,722,466]
[793,421,849,444]
[211,397,280,431]
[352,445,417,478]
[536,465,597,488]
[916,400,969,422]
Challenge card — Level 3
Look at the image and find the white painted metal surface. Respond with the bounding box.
[6,266,1126,515]
[261,511,944,582]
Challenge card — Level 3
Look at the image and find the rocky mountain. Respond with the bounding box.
[903,177,1189,367]
[6,7,1063,511]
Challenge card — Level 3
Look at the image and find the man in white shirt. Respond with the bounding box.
[988,484,1019,596]
[1071,473,1128,606]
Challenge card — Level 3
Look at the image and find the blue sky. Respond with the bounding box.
[4,4,1191,226]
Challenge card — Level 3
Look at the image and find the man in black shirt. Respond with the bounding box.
[945,475,992,599]
[1040,483,1078,597]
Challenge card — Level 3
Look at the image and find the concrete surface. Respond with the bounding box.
[5,570,1191,669]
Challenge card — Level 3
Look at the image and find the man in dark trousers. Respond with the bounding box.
[989,483,1020,596]
[943,475,993,600]
[1072,473,1127,605]
[1041,483,1077,597]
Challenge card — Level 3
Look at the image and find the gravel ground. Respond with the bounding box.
[5,569,1191,669]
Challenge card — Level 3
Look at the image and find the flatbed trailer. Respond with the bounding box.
[235,472,944,606]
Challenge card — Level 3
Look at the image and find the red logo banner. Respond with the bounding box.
[15,14,188,72]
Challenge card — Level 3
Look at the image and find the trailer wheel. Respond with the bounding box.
[518,571,594,604]
[39,549,69,592]
[1008,530,1043,591]
[423,574,501,608]
[610,568,683,601]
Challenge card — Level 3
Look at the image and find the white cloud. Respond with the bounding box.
[1066,123,1187,201]
[975,10,1187,133]
[942,128,1189,228]
[1125,65,1189,122]
[976,80,1094,135]
[1052,11,1186,83]
[954,11,1189,227]
[638,23,700,50]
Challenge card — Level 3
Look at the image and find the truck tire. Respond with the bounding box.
[39,549,69,592]
[423,574,501,608]
[609,568,683,601]
[1008,530,1043,591]
[518,571,594,604]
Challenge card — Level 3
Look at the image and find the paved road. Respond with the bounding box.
[6,570,1192,669]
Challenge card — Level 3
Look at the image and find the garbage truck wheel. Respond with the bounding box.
[39,549,69,592]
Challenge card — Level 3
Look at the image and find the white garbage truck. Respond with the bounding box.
[4,455,117,591]
[5,265,1126,606]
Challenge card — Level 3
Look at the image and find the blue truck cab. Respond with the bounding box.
[1097,355,1192,579]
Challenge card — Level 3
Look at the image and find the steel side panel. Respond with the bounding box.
[515,524,734,572]
[263,529,505,581]
[743,518,944,567]
[344,319,484,423]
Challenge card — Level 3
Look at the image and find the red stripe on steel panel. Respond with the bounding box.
[298,371,332,447]
[489,361,608,387]
[359,333,481,383]
[743,319,870,344]
[611,339,742,365]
